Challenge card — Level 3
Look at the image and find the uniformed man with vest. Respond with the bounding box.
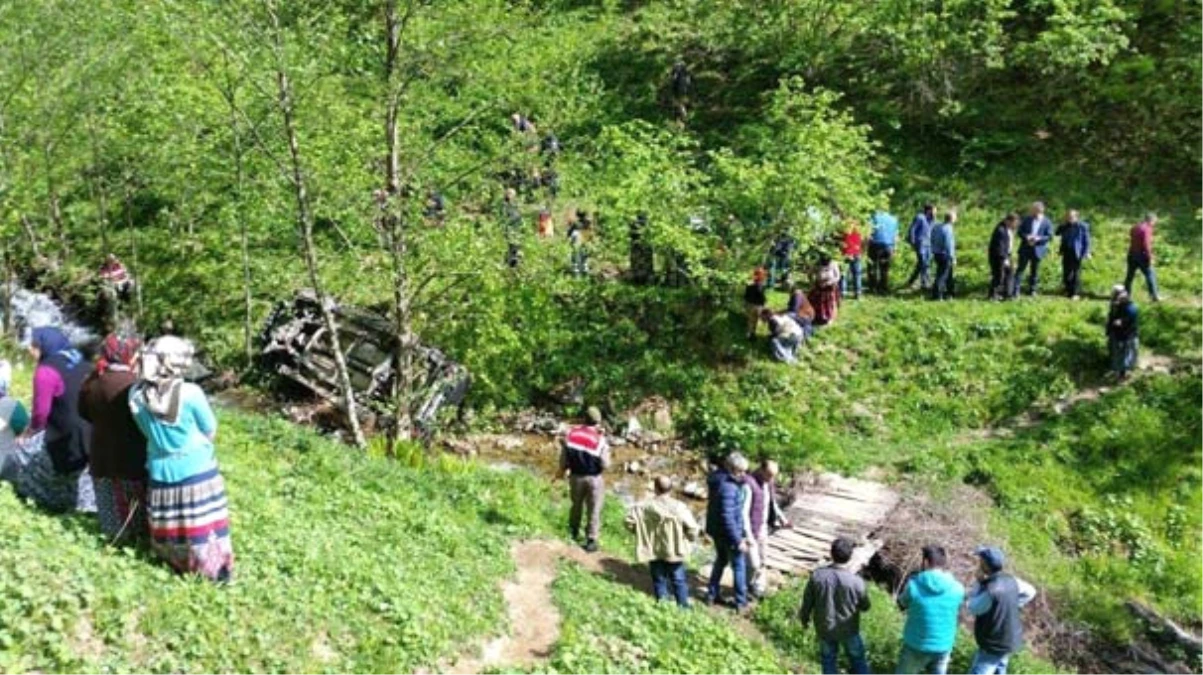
[966,546,1038,674]
[560,406,611,553]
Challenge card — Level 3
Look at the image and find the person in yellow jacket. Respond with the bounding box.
[625,476,701,608]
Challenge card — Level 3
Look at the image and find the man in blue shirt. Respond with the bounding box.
[903,204,935,291]
[1055,209,1091,299]
[1013,201,1053,297]
[930,210,957,301]
[868,210,899,294]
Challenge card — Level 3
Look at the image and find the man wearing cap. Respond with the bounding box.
[560,406,611,553]
[967,546,1038,674]
[1106,285,1140,380]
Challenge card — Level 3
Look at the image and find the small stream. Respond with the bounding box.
[0,284,99,350]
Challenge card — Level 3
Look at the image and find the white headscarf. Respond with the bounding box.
[131,336,195,424]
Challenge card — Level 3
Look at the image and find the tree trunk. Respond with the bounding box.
[383,0,416,446]
[42,143,68,264]
[89,117,110,254]
[226,81,255,368]
[19,215,41,259]
[123,183,144,322]
[269,1,366,448]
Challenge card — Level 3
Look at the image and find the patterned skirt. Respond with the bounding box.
[809,286,841,326]
[148,467,234,582]
[0,433,96,514]
[94,476,148,544]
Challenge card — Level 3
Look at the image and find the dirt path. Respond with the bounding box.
[956,351,1182,443]
[444,540,616,674]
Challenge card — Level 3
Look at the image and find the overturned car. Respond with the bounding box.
[258,290,469,440]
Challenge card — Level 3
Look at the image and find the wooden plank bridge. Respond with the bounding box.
[761,473,899,585]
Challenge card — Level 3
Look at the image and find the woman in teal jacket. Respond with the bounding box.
[897,545,966,674]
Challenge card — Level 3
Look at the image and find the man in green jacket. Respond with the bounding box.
[897,544,966,674]
[625,476,701,608]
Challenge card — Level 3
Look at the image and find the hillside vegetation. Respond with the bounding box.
[0,0,1199,673]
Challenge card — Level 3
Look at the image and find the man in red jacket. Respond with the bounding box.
[1124,212,1161,302]
[560,406,611,552]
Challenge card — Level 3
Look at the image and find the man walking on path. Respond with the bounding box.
[1107,285,1140,381]
[967,546,1038,675]
[896,544,965,675]
[868,210,899,295]
[625,476,701,608]
[903,205,934,291]
[988,214,1018,301]
[799,537,872,675]
[706,453,751,612]
[560,406,610,553]
[1124,212,1161,302]
[930,210,957,301]
[1013,201,1053,297]
[1056,210,1091,299]
[747,459,792,597]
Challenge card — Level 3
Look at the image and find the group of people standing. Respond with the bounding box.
[0,327,234,583]
[750,203,1162,378]
[801,539,1036,675]
[865,201,1161,304]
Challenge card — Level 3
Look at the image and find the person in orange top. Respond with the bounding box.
[840,222,864,300]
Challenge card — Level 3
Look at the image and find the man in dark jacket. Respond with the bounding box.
[1013,201,1053,297]
[800,537,872,674]
[705,452,751,611]
[903,205,934,291]
[967,546,1037,675]
[987,214,1018,301]
[1056,210,1091,299]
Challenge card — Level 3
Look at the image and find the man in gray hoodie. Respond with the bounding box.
[800,537,872,674]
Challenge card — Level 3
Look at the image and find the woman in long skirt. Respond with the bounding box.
[129,336,233,582]
[809,254,842,326]
[4,328,96,513]
[80,333,148,543]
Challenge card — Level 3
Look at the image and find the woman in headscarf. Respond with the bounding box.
[1106,285,1139,381]
[0,361,31,474]
[129,335,233,582]
[808,253,842,326]
[9,327,97,513]
[80,333,148,543]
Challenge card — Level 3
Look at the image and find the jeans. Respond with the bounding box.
[707,541,748,608]
[649,560,690,608]
[570,247,589,276]
[819,634,870,674]
[1014,249,1042,295]
[1109,336,1139,376]
[868,243,893,294]
[904,247,931,289]
[841,256,863,298]
[769,255,791,288]
[969,649,1011,675]
[1062,256,1083,297]
[771,333,801,363]
[1124,252,1159,300]
[896,644,951,675]
[931,254,953,300]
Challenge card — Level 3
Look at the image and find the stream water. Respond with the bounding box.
[0,285,99,349]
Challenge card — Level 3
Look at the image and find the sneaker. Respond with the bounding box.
[583,539,599,553]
